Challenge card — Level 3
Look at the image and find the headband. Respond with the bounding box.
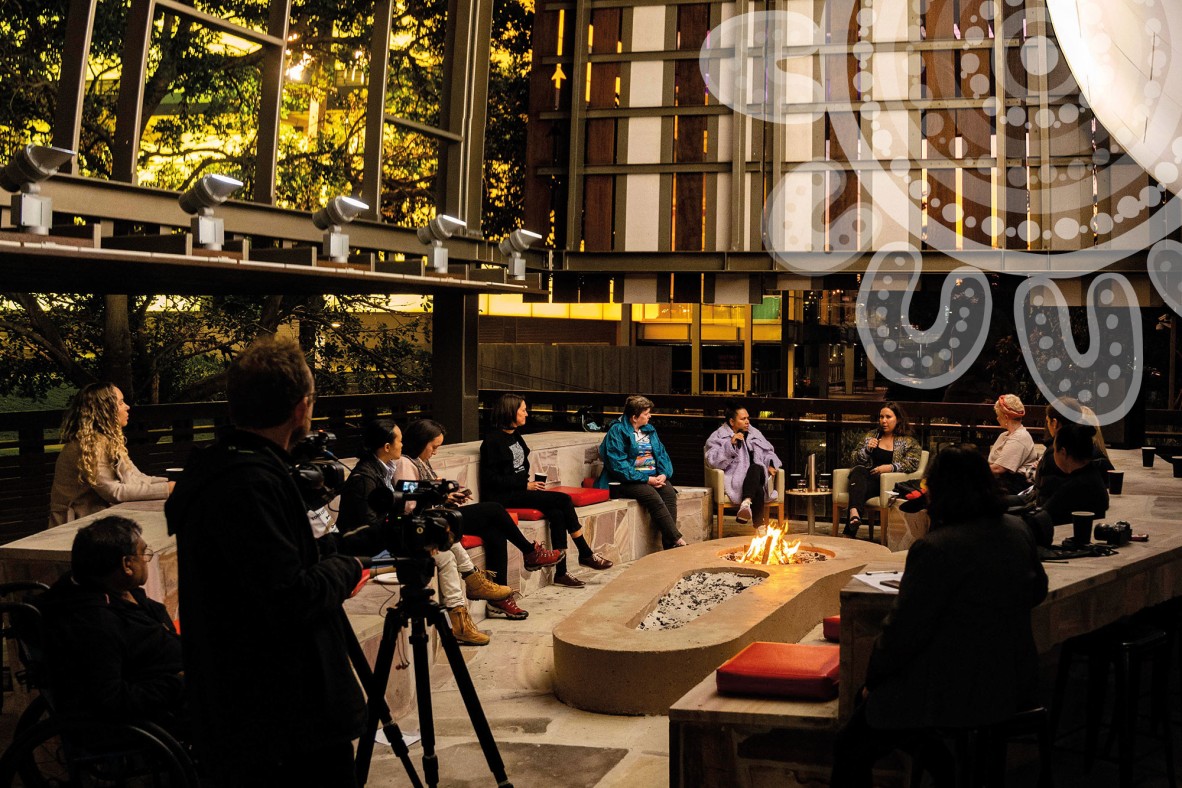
[996,395,1025,419]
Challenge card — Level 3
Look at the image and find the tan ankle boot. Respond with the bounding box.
[448,606,490,646]
[464,569,512,601]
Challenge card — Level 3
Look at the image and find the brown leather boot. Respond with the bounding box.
[448,606,490,646]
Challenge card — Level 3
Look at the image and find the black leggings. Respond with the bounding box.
[847,465,878,516]
[740,461,768,524]
[611,482,681,548]
[458,501,533,584]
[488,489,580,575]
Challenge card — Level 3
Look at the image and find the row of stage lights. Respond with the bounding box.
[0,145,541,279]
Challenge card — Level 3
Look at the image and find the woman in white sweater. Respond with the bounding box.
[49,383,172,527]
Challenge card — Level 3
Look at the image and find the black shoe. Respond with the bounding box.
[843,516,861,538]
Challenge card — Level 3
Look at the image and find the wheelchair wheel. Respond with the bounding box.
[0,715,198,787]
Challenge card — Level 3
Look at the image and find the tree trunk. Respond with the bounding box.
[104,295,135,397]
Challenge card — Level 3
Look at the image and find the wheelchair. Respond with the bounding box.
[0,581,199,787]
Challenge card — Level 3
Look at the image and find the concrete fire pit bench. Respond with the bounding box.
[552,535,891,715]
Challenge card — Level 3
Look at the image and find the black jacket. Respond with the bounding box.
[166,430,365,777]
[479,430,531,496]
[864,514,1048,730]
[38,574,184,723]
[1038,462,1110,524]
[333,453,394,556]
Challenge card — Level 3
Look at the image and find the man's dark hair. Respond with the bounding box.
[492,393,525,430]
[623,395,654,420]
[1054,420,1096,462]
[72,515,141,583]
[227,336,314,429]
[403,419,446,460]
[926,445,1005,529]
[361,419,397,453]
[723,400,746,424]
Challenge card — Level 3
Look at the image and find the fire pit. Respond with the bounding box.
[553,535,891,715]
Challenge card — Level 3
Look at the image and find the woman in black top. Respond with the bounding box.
[334,419,404,555]
[1038,419,1110,525]
[831,446,1048,787]
[480,393,614,588]
[842,402,922,538]
[1035,398,1114,501]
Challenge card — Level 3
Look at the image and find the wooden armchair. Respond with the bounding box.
[830,451,930,545]
[704,460,786,539]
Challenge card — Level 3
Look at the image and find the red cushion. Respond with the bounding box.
[823,616,841,643]
[460,535,484,549]
[505,508,545,521]
[716,642,840,701]
[550,486,610,506]
[582,478,596,488]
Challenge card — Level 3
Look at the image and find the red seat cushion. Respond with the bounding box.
[716,642,840,701]
[505,508,545,521]
[823,616,841,643]
[550,486,610,506]
[460,535,484,549]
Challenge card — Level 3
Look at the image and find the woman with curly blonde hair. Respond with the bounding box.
[49,383,172,527]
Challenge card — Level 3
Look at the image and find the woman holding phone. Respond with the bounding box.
[480,393,613,591]
[401,419,561,621]
[841,402,921,538]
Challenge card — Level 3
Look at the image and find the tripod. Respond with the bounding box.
[347,557,513,787]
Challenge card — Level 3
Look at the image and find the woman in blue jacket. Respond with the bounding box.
[596,395,686,549]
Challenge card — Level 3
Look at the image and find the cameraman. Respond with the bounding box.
[166,337,366,787]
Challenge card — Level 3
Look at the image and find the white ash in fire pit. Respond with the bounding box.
[637,571,765,631]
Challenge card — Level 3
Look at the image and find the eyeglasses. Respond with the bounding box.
[137,547,156,563]
[306,391,317,405]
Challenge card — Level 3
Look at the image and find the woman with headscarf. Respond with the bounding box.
[988,394,1039,494]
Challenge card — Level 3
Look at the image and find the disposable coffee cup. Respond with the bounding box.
[533,473,548,486]
[1107,470,1124,495]
[164,467,184,482]
[1142,447,1157,467]
[1072,511,1095,545]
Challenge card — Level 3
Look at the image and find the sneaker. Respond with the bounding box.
[486,596,529,620]
[464,569,513,602]
[448,607,490,646]
[523,541,563,570]
[736,499,753,524]
[578,552,613,570]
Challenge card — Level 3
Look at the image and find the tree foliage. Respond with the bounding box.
[0,0,529,403]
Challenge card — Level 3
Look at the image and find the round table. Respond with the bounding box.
[786,488,831,535]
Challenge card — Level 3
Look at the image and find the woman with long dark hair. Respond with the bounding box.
[841,401,921,538]
[49,382,172,527]
[479,393,613,589]
[402,418,562,621]
[831,446,1048,787]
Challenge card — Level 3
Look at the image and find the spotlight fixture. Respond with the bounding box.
[0,144,75,235]
[415,214,466,273]
[177,173,243,250]
[498,228,543,280]
[312,195,368,262]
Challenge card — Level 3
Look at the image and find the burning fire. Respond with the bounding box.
[737,524,803,565]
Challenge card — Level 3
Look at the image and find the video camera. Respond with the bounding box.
[367,477,466,558]
[290,431,349,510]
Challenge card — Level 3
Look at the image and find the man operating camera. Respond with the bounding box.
[167,337,366,786]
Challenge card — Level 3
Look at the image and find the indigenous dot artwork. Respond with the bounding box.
[698,0,1182,424]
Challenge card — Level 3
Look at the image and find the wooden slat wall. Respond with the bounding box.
[673,5,710,251]
[584,9,621,251]
[826,0,861,252]
[525,3,574,244]
[478,344,673,394]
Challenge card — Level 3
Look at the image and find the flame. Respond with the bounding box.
[738,523,803,565]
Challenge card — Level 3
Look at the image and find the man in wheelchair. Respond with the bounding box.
[38,515,185,732]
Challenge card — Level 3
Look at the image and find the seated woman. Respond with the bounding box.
[1035,398,1113,502]
[402,418,562,621]
[841,402,921,538]
[49,382,173,527]
[38,515,186,732]
[595,395,685,549]
[830,446,1048,788]
[333,419,406,555]
[480,393,613,588]
[988,394,1039,494]
[704,402,782,528]
[1037,419,1110,526]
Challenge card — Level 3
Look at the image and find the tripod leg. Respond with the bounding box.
[408,615,441,788]
[428,605,513,787]
[352,611,423,788]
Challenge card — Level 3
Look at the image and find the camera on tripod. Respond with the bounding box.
[382,478,465,559]
[290,430,348,510]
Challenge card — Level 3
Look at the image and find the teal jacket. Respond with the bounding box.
[596,416,674,487]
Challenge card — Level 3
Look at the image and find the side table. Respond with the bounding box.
[786,489,831,535]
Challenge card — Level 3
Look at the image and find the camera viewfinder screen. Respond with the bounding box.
[396,480,419,493]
